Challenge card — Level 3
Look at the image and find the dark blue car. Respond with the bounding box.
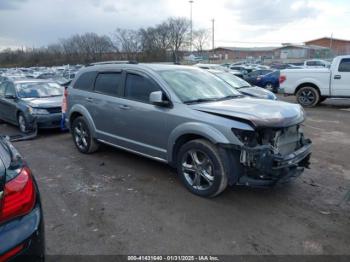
[0,136,45,261]
[255,71,280,93]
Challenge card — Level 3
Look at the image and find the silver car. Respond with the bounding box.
[67,63,312,197]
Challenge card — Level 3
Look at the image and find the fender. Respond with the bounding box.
[68,105,97,137]
[167,122,240,163]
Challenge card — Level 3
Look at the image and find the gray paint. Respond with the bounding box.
[68,64,305,164]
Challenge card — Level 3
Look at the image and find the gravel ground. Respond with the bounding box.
[0,95,349,256]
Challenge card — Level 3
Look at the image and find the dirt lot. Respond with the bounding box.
[1,95,349,255]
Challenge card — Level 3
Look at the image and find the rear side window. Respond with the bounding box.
[339,59,350,72]
[94,73,121,96]
[74,71,97,91]
[125,73,160,103]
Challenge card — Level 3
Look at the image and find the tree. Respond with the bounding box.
[193,29,210,55]
[166,17,191,63]
[113,28,141,60]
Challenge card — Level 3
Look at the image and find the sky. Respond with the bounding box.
[0,0,349,50]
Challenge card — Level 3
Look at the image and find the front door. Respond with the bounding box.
[0,82,18,124]
[331,58,350,97]
[113,71,170,160]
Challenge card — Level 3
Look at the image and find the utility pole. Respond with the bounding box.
[189,0,194,52]
[211,19,215,50]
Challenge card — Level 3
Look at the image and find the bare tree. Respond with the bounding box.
[113,28,141,60]
[167,17,191,63]
[193,29,210,55]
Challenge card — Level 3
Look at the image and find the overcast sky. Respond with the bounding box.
[0,0,349,50]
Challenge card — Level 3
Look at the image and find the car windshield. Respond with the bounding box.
[158,69,242,104]
[17,82,63,98]
[214,72,252,89]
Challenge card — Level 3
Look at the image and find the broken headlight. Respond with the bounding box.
[232,128,258,147]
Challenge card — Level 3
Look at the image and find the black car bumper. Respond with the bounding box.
[34,113,62,129]
[0,204,45,262]
[236,139,312,187]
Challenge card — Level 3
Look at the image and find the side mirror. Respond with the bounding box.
[5,94,16,99]
[149,91,170,107]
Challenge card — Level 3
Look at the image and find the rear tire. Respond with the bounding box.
[318,97,327,105]
[71,116,99,154]
[176,139,229,198]
[296,86,320,107]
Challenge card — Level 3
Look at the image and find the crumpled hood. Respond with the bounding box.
[21,96,62,108]
[190,97,304,128]
[239,86,276,100]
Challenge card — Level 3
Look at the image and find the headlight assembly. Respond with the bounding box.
[29,107,49,115]
[232,128,258,147]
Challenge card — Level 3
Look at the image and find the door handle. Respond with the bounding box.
[85,97,93,102]
[119,105,131,110]
[334,75,341,80]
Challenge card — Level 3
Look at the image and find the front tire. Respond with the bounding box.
[177,139,229,198]
[18,112,31,133]
[296,86,320,107]
[71,116,99,154]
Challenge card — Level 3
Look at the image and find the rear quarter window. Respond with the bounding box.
[73,71,97,91]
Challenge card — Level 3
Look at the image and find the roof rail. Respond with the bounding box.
[88,60,138,66]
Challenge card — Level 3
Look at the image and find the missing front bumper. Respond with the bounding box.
[236,139,312,187]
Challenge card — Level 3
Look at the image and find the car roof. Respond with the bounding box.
[81,63,199,73]
[12,79,58,84]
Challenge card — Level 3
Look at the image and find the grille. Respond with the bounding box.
[46,107,62,114]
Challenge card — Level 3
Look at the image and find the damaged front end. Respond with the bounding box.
[232,125,312,187]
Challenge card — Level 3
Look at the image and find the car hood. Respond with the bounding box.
[21,96,62,108]
[190,97,304,128]
[238,86,277,100]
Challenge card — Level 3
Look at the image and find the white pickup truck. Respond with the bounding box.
[280,55,350,107]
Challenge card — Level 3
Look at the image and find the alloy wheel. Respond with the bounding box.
[182,149,214,191]
[18,115,27,133]
[299,89,315,106]
[74,121,89,151]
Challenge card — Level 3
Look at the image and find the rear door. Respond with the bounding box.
[331,58,350,97]
[89,71,124,137]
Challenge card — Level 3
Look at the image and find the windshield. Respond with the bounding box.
[158,69,242,103]
[214,72,251,89]
[17,82,63,98]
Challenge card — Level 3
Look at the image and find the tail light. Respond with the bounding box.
[0,167,36,224]
[0,244,24,262]
[279,75,286,84]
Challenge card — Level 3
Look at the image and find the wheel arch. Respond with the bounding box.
[167,123,232,167]
[68,105,97,137]
[295,82,320,96]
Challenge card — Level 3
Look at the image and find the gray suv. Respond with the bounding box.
[67,63,312,197]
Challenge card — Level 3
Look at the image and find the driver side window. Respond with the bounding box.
[0,82,6,97]
[125,73,161,103]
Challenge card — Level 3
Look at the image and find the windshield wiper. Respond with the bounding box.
[236,85,252,89]
[184,98,222,104]
[217,95,243,101]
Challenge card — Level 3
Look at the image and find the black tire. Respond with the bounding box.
[177,139,229,198]
[318,97,327,105]
[264,82,274,90]
[71,116,99,154]
[296,86,320,107]
[17,112,31,133]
